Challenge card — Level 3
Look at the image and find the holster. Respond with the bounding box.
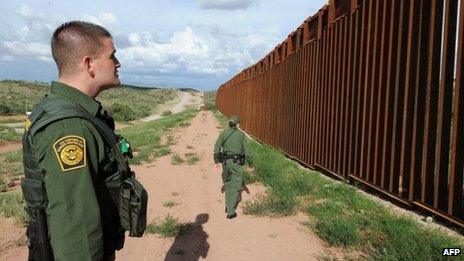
[231,154,245,165]
[219,153,245,165]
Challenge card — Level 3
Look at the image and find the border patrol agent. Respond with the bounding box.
[20,21,147,261]
[214,115,250,219]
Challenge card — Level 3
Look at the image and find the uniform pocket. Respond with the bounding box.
[20,177,47,209]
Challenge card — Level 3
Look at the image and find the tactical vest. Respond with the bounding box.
[21,97,147,257]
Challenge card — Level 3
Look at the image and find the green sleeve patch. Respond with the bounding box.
[53,135,86,172]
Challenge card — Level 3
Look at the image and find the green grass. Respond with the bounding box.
[0,150,23,184]
[0,118,24,124]
[0,191,28,226]
[0,124,21,143]
[185,153,200,165]
[171,154,184,165]
[240,131,464,259]
[243,191,299,216]
[118,109,197,165]
[163,200,178,208]
[0,176,7,192]
[166,135,176,146]
[170,153,200,165]
[146,214,182,238]
[0,80,49,115]
[243,168,261,185]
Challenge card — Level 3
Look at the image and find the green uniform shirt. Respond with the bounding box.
[214,126,250,162]
[31,82,122,260]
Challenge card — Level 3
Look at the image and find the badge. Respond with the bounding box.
[53,135,86,172]
[24,118,32,131]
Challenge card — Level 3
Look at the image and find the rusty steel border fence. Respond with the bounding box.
[216,0,464,228]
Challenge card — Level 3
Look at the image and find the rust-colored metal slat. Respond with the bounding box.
[215,0,464,229]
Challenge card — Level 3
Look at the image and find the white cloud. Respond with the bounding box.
[82,12,118,28]
[17,5,34,17]
[15,5,56,42]
[197,0,259,10]
[118,26,270,76]
[3,41,51,62]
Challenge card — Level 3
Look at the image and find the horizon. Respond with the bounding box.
[0,0,327,91]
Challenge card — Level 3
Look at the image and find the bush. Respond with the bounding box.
[110,103,136,121]
[161,110,173,117]
[0,104,12,114]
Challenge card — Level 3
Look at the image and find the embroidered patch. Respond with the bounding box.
[24,118,32,131]
[53,135,86,172]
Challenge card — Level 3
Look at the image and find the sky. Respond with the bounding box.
[0,0,327,90]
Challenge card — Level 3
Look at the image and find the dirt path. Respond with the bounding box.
[117,111,335,261]
[140,91,203,122]
[0,110,340,260]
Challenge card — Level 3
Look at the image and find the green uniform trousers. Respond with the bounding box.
[221,159,243,216]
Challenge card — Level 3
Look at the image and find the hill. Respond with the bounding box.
[0,80,178,121]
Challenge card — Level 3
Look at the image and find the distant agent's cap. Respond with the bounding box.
[229,115,240,125]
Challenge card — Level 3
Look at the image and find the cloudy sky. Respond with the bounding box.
[0,0,327,90]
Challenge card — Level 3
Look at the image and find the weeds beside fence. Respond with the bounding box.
[244,137,463,259]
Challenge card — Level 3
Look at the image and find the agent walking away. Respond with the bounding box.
[20,21,147,261]
[214,115,250,219]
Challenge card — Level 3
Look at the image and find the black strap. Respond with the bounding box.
[30,99,129,177]
[221,128,236,149]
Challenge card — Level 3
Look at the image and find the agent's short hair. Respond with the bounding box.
[51,21,112,76]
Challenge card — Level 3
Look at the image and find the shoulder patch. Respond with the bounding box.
[24,118,32,131]
[53,135,86,172]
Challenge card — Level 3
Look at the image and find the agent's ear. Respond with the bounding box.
[83,56,95,78]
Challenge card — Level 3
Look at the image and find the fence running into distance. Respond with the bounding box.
[216,0,464,228]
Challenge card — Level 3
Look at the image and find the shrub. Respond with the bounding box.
[171,154,184,165]
[162,110,173,116]
[185,153,200,165]
[110,103,136,121]
[163,200,177,208]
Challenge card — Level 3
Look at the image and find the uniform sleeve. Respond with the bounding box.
[241,133,252,167]
[213,131,225,164]
[34,118,104,261]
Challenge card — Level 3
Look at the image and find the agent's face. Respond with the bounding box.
[93,37,121,90]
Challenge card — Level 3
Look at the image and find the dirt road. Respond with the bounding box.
[117,111,335,261]
[141,91,203,122]
[0,109,341,260]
